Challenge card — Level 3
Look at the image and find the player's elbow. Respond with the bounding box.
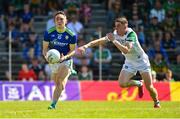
[122,45,132,54]
[122,51,128,54]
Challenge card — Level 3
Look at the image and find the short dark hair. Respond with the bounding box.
[115,17,128,24]
[53,11,66,19]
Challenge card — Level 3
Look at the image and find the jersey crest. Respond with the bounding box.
[65,35,69,40]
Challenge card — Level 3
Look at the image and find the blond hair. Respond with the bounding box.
[115,17,128,24]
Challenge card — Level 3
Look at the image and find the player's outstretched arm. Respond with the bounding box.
[59,50,76,62]
[83,36,108,49]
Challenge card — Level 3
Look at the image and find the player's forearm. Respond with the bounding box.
[84,37,107,48]
[43,48,48,58]
[112,40,129,54]
[62,50,76,61]
[42,41,49,58]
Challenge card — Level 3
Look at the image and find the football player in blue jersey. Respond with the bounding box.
[43,11,77,109]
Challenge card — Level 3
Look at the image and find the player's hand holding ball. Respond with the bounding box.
[59,54,66,63]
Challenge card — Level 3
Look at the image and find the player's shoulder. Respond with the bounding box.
[65,27,76,36]
[127,28,134,34]
[126,28,137,42]
[47,26,56,34]
[126,28,136,37]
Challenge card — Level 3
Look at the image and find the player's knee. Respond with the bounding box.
[54,81,63,89]
[55,81,61,87]
[118,79,128,88]
[55,83,64,91]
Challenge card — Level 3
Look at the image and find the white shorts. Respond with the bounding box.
[49,59,73,73]
[122,62,151,75]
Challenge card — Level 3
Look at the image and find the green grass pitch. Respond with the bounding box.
[0,101,180,118]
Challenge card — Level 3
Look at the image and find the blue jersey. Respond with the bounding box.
[44,27,77,56]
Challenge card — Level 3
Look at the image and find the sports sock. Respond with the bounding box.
[50,100,57,108]
[154,100,160,104]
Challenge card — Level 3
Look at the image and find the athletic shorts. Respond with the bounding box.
[49,59,73,73]
[122,62,151,75]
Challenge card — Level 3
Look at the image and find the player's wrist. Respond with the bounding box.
[63,56,67,61]
[44,54,48,61]
[105,36,110,41]
[112,40,117,43]
[84,44,89,49]
[43,53,47,58]
[59,56,66,63]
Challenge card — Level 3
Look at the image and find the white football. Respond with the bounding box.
[46,49,60,64]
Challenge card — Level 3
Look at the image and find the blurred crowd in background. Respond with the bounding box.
[0,0,180,82]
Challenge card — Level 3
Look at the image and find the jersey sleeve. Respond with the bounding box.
[70,35,77,44]
[126,32,137,43]
[43,31,49,42]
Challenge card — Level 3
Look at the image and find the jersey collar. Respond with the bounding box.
[56,27,66,33]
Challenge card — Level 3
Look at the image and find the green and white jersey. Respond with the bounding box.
[113,28,150,67]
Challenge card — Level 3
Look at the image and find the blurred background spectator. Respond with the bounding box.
[0,12,6,35]
[4,23,21,52]
[170,54,180,81]
[67,14,84,35]
[18,63,37,81]
[73,36,93,69]
[30,0,42,15]
[22,31,41,61]
[161,31,176,51]
[46,12,55,30]
[93,44,112,80]
[106,0,123,28]
[78,65,93,80]
[150,52,172,81]
[28,57,45,80]
[20,4,34,31]
[79,1,92,27]
[147,40,169,64]
[149,0,165,23]
[63,0,80,18]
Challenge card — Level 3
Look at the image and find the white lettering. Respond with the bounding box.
[44,85,51,100]
[27,86,45,100]
[51,41,68,46]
